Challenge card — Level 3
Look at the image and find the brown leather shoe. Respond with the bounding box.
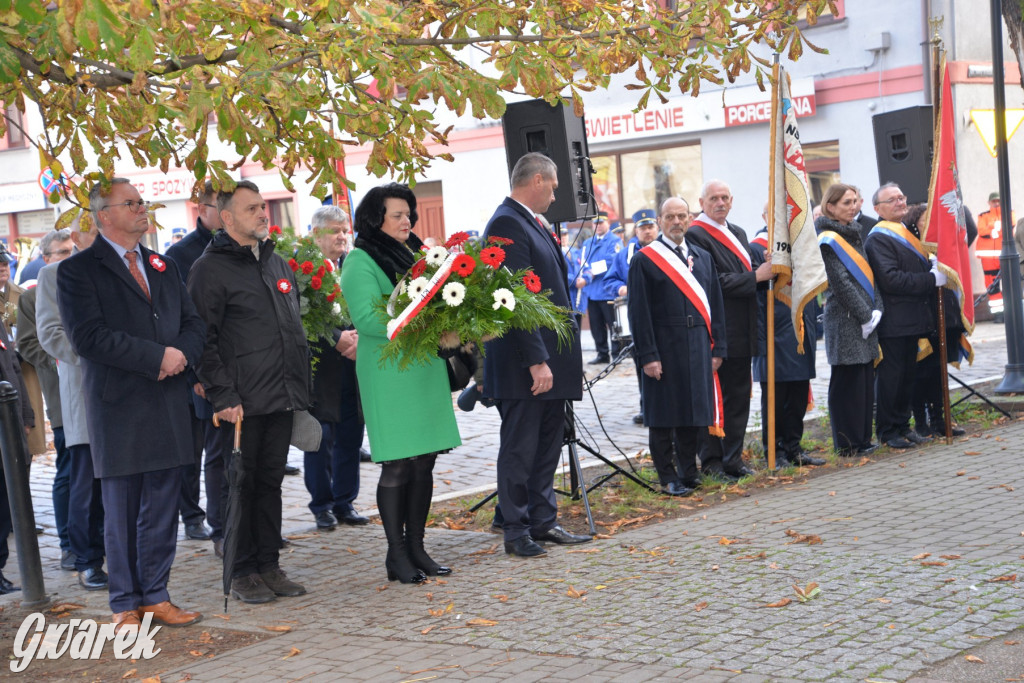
[112,610,141,634]
[139,600,202,627]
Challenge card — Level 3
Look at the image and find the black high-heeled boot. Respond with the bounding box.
[406,467,452,576]
[377,483,426,584]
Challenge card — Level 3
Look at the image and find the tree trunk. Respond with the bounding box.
[1002,2,1024,89]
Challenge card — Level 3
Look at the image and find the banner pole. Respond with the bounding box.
[766,56,780,470]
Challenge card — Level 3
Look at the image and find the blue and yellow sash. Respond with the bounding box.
[818,230,875,303]
[868,221,930,264]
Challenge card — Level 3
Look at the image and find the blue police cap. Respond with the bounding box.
[632,209,657,227]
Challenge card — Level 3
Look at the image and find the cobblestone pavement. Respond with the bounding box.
[3,320,1021,681]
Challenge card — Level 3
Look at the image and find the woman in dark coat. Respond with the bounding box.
[816,183,883,456]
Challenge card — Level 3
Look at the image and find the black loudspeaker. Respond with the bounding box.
[502,99,595,224]
[872,105,934,205]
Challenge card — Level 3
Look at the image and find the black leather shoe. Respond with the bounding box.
[61,550,77,571]
[336,508,369,526]
[950,426,966,437]
[857,443,879,455]
[632,413,644,425]
[903,430,932,444]
[284,464,300,476]
[457,383,482,412]
[767,455,795,470]
[79,567,108,591]
[359,447,372,462]
[885,437,915,449]
[661,481,694,496]
[587,355,609,365]
[725,466,754,479]
[504,535,547,557]
[534,525,592,544]
[791,452,826,466]
[315,510,337,530]
[185,522,212,540]
[931,424,967,437]
[0,571,18,594]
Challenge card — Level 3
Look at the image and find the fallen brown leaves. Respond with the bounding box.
[466,618,498,626]
[760,598,792,608]
[596,513,664,534]
[466,544,498,556]
[987,574,1017,583]
[736,551,767,560]
[921,561,948,567]
[261,625,292,632]
[566,586,587,599]
[964,654,984,663]
[784,529,822,545]
[912,553,931,560]
[282,647,301,660]
[694,601,708,612]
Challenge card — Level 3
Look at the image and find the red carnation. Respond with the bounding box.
[324,259,336,272]
[269,225,282,235]
[301,261,314,275]
[316,265,325,277]
[288,258,299,272]
[445,231,471,249]
[311,276,323,290]
[452,254,476,277]
[523,270,542,293]
[480,246,505,268]
[411,259,427,278]
[488,236,514,246]
[327,292,336,302]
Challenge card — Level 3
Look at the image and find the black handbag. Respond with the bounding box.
[444,346,477,392]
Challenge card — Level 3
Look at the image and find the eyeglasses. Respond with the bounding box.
[44,248,73,258]
[106,200,151,212]
[876,195,907,205]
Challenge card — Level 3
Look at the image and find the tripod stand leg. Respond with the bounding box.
[566,441,596,535]
[468,489,498,514]
[948,372,1012,418]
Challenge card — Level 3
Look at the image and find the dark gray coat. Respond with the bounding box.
[816,216,883,366]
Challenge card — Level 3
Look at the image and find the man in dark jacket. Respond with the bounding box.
[628,197,726,496]
[302,205,367,530]
[166,182,221,545]
[188,180,311,604]
[865,182,945,449]
[686,180,773,480]
[483,152,590,558]
[57,178,206,632]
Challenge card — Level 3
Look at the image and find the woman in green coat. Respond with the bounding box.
[341,183,462,584]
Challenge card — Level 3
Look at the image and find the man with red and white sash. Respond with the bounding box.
[685,181,773,480]
[865,182,946,450]
[627,197,726,496]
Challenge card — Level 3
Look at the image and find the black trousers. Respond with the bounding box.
[68,444,104,572]
[231,411,291,578]
[699,355,751,474]
[649,426,700,487]
[587,299,616,358]
[759,380,810,458]
[204,421,232,541]
[828,362,875,452]
[876,336,919,442]
[495,398,565,542]
[179,413,207,525]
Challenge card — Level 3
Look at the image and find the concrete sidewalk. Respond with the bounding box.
[3,319,1021,681]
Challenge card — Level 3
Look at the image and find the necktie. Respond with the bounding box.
[124,251,151,301]
[673,245,685,259]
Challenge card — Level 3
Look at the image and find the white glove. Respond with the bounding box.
[861,309,882,339]
[930,265,948,287]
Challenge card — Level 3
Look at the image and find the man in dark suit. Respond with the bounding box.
[166,182,224,549]
[628,197,726,496]
[686,180,773,480]
[483,152,590,557]
[57,178,206,632]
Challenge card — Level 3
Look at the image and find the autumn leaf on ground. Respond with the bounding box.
[492,594,510,602]
[956,470,966,476]
[1005,640,1020,645]
[428,608,445,617]
[939,555,961,560]
[964,654,984,663]
[346,547,358,554]
[49,602,85,614]
[567,586,587,599]
[912,552,931,560]
[921,561,948,567]
[784,529,822,545]
[467,618,498,626]
[987,574,1017,582]
[467,545,498,556]
[963,451,981,455]
[597,513,663,534]
[793,582,820,603]
[719,537,739,545]
[736,551,767,560]
[760,598,792,608]
[442,519,466,530]
[694,601,708,612]
[261,625,292,632]
[282,647,301,660]
[566,548,602,554]
[141,678,160,683]
[122,670,137,680]
[189,650,203,657]
[421,626,436,635]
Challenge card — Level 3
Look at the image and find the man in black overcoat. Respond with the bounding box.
[482,152,590,557]
[57,178,206,631]
[628,197,726,495]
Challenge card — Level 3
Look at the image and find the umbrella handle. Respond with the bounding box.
[211,415,243,450]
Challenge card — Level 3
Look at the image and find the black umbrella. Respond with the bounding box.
[214,416,244,611]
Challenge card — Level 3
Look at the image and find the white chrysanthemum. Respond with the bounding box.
[398,280,407,296]
[425,246,448,266]
[491,287,516,311]
[332,302,342,317]
[442,282,466,307]
[386,318,400,338]
[408,277,430,299]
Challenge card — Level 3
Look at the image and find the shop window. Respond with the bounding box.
[267,197,296,229]
[0,104,25,150]
[619,143,703,221]
[801,140,840,205]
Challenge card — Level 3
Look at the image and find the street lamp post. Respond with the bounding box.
[990,0,1024,394]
